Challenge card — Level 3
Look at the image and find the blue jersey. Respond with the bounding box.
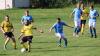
[72,8,82,21]
[89,9,99,22]
[51,21,67,33]
[21,15,33,23]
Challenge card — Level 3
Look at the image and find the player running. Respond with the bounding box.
[18,20,43,52]
[88,5,99,38]
[80,4,89,34]
[0,15,16,50]
[71,3,82,37]
[21,10,34,25]
[49,18,73,48]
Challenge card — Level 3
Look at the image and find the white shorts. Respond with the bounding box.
[89,20,96,28]
[74,20,81,27]
[55,33,65,38]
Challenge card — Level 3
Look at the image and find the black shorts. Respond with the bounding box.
[21,36,33,44]
[81,20,86,25]
[4,32,14,38]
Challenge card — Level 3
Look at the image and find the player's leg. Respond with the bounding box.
[27,36,33,52]
[93,22,97,38]
[55,33,62,47]
[89,20,93,38]
[4,32,10,50]
[4,37,10,50]
[20,37,27,49]
[10,32,16,49]
[73,21,77,36]
[27,41,31,52]
[11,37,16,49]
[81,20,86,34]
[61,33,67,47]
[76,20,81,37]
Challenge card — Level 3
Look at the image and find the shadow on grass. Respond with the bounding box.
[33,41,55,44]
[70,46,100,47]
[0,54,7,56]
[32,49,64,52]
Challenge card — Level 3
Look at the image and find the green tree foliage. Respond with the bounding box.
[30,0,69,8]
[30,0,99,8]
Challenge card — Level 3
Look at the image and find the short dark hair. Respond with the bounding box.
[25,10,29,13]
[90,4,94,9]
[5,15,9,17]
[57,18,61,21]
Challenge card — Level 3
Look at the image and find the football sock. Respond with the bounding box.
[12,42,16,49]
[93,28,97,38]
[90,27,93,37]
[63,38,67,47]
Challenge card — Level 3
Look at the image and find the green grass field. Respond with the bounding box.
[0,6,100,56]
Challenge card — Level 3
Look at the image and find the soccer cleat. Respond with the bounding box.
[58,45,61,47]
[94,35,97,38]
[73,33,76,37]
[76,35,79,37]
[14,47,17,50]
[64,45,67,48]
[91,35,93,38]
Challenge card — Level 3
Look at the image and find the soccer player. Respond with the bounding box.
[0,15,16,50]
[71,3,82,37]
[80,4,89,34]
[21,10,34,25]
[88,5,99,38]
[49,18,73,48]
[18,20,43,52]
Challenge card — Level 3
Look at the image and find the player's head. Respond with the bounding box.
[4,15,9,22]
[24,20,30,26]
[57,18,61,23]
[76,3,81,9]
[25,10,29,16]
[81,3,85,9]
[90,4,94,10]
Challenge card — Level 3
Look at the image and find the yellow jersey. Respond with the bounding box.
[1,21,13,32]
[81,8,89,20]
[21,24,33,36]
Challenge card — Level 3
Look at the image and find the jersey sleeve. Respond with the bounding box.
[21,27,25,33]
[62,22,68,26]
[51,23,56,29]
[96,10,99,16]
[1,21,4,28]
[21,16,24,23]
[72,9,75,14]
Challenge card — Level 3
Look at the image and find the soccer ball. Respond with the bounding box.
[21,48,26,53]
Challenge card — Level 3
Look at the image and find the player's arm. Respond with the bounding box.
[21,17,24,24]
[18,28,24,40]
[93,11,99,18]
[96,11,99,17]
[0,22,5,33]
[63,23,74,28]
[70,9,75,18]
[49,23,55,32]
[31,18,34,23]
[11,23,14,32]
[66,25,74,28]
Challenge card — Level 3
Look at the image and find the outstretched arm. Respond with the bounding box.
[0,22,5,33]
[49,23,55,32]
[66,25,74,28]
[70,9,75,18]
[63,22,74,28]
